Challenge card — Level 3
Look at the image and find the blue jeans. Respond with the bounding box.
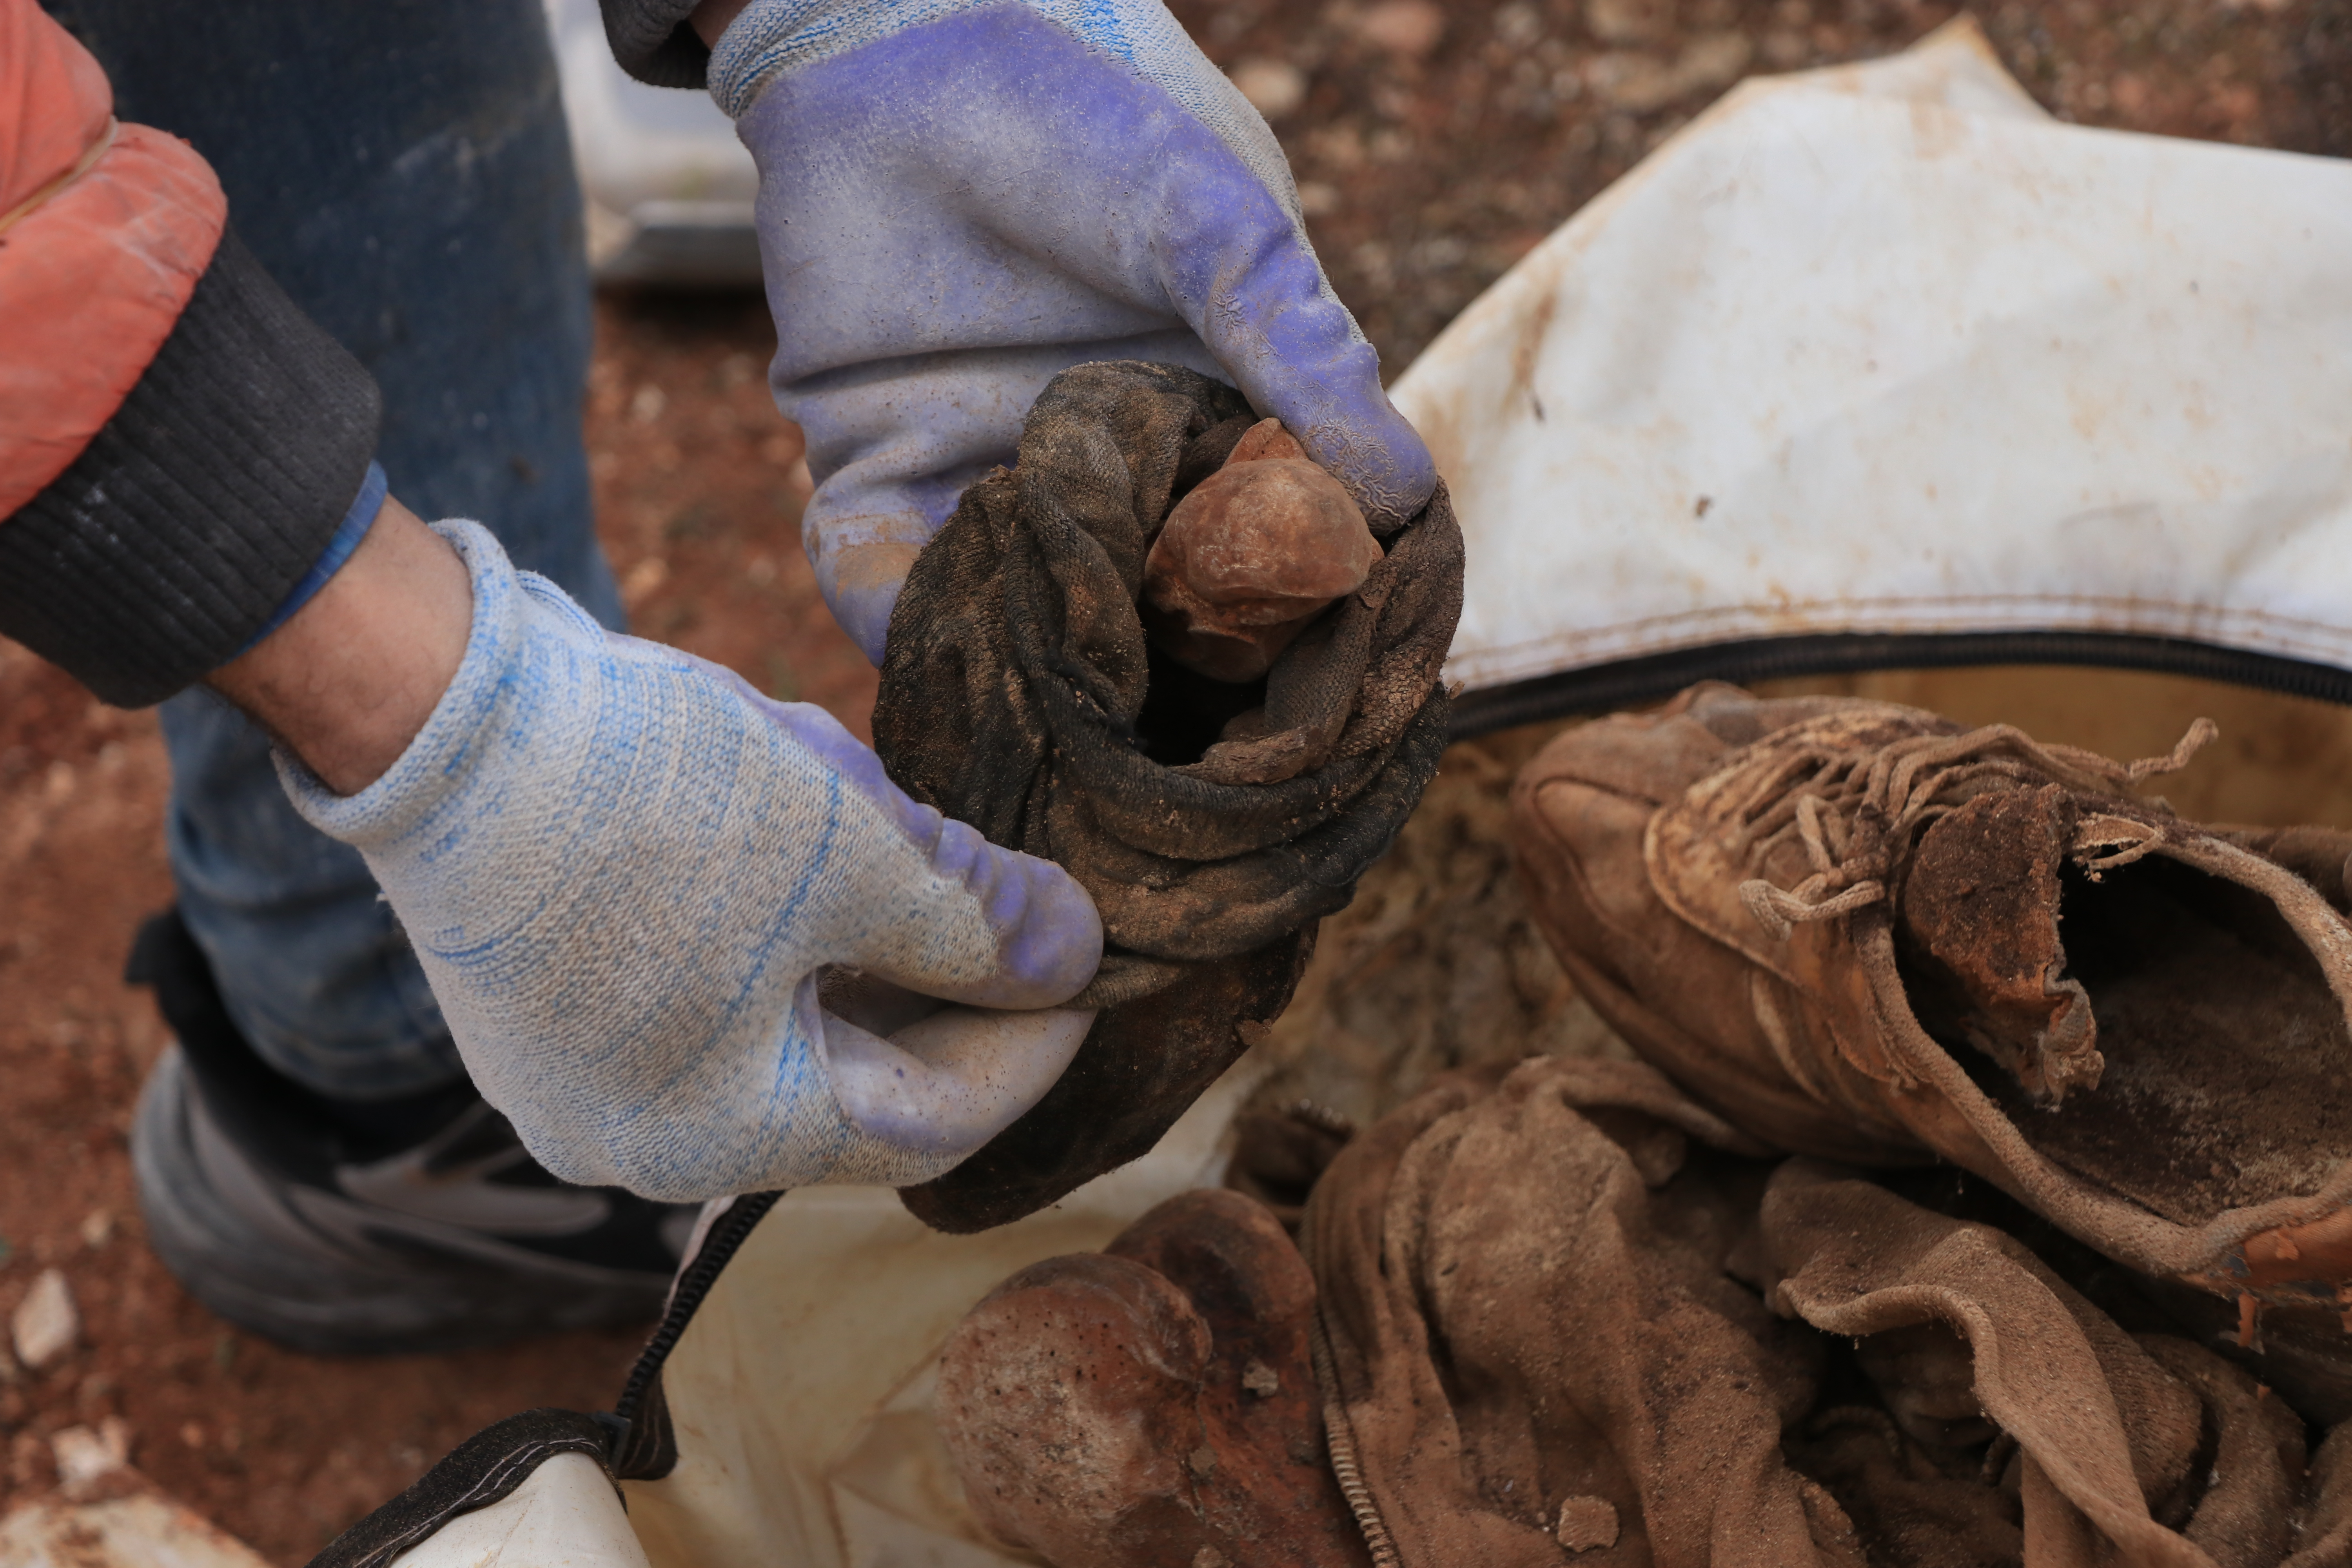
[53,0,624,1098]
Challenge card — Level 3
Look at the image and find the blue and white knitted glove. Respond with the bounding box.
[708,0,1437,662]
[278,521,1103,1200]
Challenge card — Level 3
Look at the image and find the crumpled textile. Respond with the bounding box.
[1299,1056,2352,1568]
[874,360,1462,1232]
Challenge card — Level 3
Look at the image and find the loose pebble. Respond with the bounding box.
[12,1269,78,1370]
[1557,1495,1621,1552]
[1229,57,1307,118]
[51,1417,130,1494]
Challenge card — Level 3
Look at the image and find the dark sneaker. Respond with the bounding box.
[127,909,697,1355]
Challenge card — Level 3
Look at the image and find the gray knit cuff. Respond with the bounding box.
[601,0,711,87]
[0,228,383,707]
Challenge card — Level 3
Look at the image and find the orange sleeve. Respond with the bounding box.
[0,0,227,519]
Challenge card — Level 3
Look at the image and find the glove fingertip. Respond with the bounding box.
[984,857,1105,1009]
[1301,406,1439,535]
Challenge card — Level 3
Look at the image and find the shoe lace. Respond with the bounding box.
[1736,717,2218,939]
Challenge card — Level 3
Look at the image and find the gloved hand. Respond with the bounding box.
[704,0,1437,662]
[278,520,1103,1200]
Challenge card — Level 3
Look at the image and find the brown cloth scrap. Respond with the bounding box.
[1301,1056,2352,1567]
[874,361,1462,1234]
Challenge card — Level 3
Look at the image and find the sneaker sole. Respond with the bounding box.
[134,1047,673,1355]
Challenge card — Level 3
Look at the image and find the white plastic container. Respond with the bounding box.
[543,0,762,286]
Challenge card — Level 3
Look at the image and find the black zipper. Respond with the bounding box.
[603,1188,786,1481]
[1448,631,2352,740]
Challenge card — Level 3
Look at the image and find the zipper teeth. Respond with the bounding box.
[613,1189,784,1425]
[1449,632,2352,740]
[1309,1305,1403,1568]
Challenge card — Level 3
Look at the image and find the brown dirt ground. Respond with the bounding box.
[3,1,2349,1559]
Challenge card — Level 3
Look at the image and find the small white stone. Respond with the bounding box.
[51,1417,131,1495]
[0,1487,272,1567]
[1584,0,1672,45]
[13,1269,78,1369]
[1229,57,1307,119]
[1350,0,1445,59]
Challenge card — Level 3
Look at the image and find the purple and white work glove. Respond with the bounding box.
[277,521,1103,1200]
[704,0,1437,662]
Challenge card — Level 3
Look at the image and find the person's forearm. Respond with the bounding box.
[2,8,390,711]
[205,495,472,796]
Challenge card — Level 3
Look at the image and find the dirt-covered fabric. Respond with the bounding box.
[1510,682,2352,1424]
[874,361,1461,1233]
[1298,1056,2351,1568]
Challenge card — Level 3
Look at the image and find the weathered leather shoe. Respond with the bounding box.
[1513,683,2352,1326]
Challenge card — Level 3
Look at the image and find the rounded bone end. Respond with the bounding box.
[1143,428,1381,683]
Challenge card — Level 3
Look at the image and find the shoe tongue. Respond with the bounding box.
[1900,784,2103,1104]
